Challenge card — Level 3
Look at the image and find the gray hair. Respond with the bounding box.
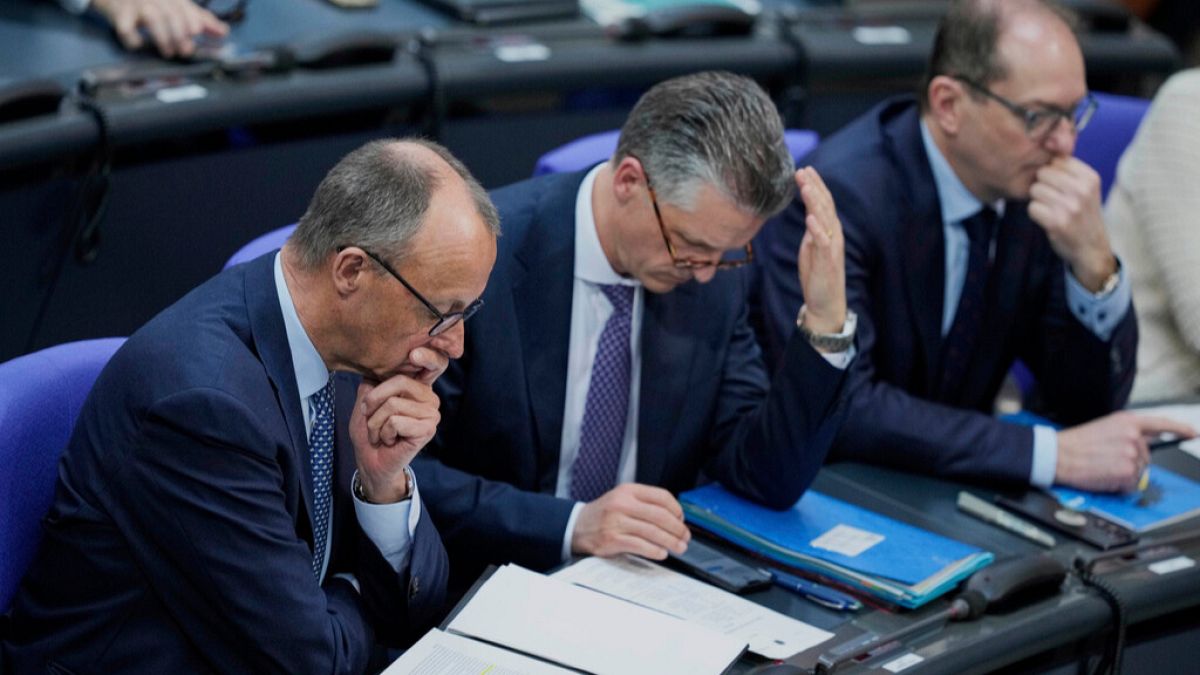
[290,138,499,270]
[922,0,1080,110]
[613,71,795,219]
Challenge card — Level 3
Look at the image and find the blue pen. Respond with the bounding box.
[770,570,862,611]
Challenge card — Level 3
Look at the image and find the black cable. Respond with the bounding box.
[772,7,812,128]
[25,96,113,353]
[407,30,444,142]
[1073,561,1126,675]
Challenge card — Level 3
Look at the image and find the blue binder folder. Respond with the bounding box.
[1051,466,1200,532]
[680,484,993,609]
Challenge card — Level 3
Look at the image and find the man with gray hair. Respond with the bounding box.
[415,71,855,593]
[3,139,499,673]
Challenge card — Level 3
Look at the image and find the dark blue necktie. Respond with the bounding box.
[571,284,635,502]
[309,378,335,580]
[940,207,998,395]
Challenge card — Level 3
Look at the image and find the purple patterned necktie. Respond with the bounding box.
[571,284,635,502]
[309,378,335,580]
[940,207,998,396]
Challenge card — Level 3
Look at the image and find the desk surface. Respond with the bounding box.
[720,449,1200,674]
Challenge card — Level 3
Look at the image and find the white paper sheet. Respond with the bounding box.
[551,555,833,659]
[383,629,576,675]
[447,564,746,675]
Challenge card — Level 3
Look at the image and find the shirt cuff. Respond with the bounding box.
[819,344,856,370]
[59,0,92,15]
[1064,261,1131,342]
[1030,425,1058,487]
[352,469,420,573]
[561,501,585,562]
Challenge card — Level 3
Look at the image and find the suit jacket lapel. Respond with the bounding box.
[512,173,581,491]
[244,253,318,543]
[884,103,947,391]
[635,284,700,487]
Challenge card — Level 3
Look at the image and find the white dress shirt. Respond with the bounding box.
[919,122,1133,486]
[556,164,853,559]
[273,253,419,581]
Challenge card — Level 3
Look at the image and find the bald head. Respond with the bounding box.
[922,0,1080,110]
[288,138,499,271]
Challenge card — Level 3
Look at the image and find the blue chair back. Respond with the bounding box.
[0,338,125,612]
[1075,92,1151,200]
[224,224,298,270]
[533,129,821,176]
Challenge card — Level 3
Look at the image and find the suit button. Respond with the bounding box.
[409,575,420,599]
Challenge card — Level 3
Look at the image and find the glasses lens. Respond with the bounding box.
[1074,96,1097,133]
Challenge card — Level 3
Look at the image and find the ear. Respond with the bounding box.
[926,75,967,136]
[610,155,647,206]
[331,247,369,298]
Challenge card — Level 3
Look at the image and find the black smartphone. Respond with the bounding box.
[995,491,1138,550]
[667,538,772,594]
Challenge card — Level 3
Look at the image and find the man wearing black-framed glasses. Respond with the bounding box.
[414,71,857,596]
[3,139,501,672]
[756,0,1195,495]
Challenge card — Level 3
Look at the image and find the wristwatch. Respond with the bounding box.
[796,305,857,352]
[353,466,415,504]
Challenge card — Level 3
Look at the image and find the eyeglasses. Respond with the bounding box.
[953,75,1098,140]
[642,174,753,271]
[339,246,483,337]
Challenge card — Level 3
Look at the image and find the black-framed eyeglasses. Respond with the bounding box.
[953,75,1098,140]
[638,167,753,271]
[339,246,483,337]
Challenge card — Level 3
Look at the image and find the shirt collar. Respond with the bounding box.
[574,162,641,288]
[274,252,330,400]
[920,119,1005,224]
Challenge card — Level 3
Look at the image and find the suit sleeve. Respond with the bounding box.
[703,268,849,510]
[1017,254,1136,425]
[417,356,576,573]
[760,194,1038,484]
[105,387,439,674]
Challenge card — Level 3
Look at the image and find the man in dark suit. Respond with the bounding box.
[2,139,499,673]
[414,71,856,590]
[756,0,1195,493]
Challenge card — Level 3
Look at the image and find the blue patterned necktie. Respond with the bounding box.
[309,378,335,580]
[940,207,998,396]
[571,284,635,502]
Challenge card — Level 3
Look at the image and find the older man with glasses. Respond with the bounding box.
[755,0,1196,494]
[414,70,856,596]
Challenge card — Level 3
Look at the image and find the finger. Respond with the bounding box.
[616,513,688,555]
[143,9,176,57]
[620,500,691,545]
[197,9,230,38]
[367,397,438,445]
[806,214,832,249]
[110,8,144,50]
[378,414,437,448]
[1132,415,1200,438]
[162,8,193,57]
[1026,200,1061,231]
[625,483,685,520]
[804,168,840,232]
[1034,163,1090,197]
[362,375,435,415]
[609,533,669,560]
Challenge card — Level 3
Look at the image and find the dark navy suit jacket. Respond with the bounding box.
[3,254,447,674]
[756,97,1137,484]
[413,170,849,590]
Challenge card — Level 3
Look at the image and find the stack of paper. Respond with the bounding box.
[680,484,994,609]
[390,564,747,675]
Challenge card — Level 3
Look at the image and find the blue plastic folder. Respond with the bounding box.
[680,484,993,609]
[1051,466,1200,533]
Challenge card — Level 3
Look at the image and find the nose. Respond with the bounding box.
[1043,116,1077,157]
[692,266,718,284]
[430,320,466,360]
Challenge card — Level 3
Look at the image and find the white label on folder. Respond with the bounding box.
[155,84,208,104]
[852,26,912,46]
[1149,556,1195,575]
[495,44,551,63]
[882,652,924,672]
[810,524,884,557]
